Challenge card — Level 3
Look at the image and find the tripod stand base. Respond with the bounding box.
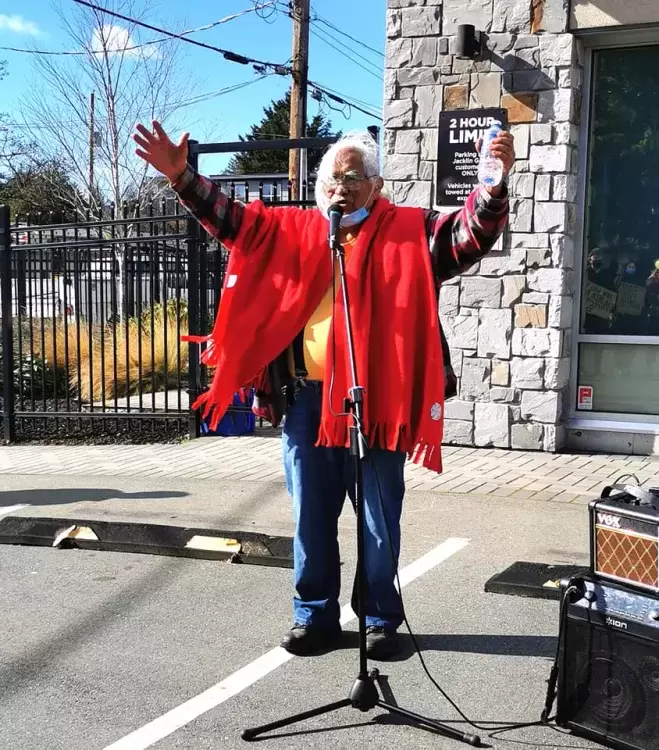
[349,672,379,710]
[242,669,481,746]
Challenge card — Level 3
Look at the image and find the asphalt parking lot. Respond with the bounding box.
[1,475,604,750]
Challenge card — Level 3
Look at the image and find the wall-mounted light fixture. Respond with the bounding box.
[456,24,484,60]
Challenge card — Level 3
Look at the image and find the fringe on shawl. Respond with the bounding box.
[183,332,442,467]
[316,419,442,473]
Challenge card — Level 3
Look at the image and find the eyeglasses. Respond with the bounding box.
[321,171,371,193]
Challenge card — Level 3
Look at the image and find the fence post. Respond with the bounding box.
[0,205,15,443]
[185,141,202,439]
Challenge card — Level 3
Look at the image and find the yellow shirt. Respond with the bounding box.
[289,239,354,381]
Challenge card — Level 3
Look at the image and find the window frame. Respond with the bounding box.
[570,30,659,431]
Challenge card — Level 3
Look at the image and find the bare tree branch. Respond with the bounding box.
[19,0,194,217]
[14,0,197,320]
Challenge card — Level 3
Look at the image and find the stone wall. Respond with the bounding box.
[384,0,583,451]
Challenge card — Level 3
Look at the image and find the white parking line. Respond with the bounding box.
[0,504,29,518]
[103,537,470,750]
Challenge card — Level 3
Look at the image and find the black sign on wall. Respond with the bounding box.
[435,108,508,207]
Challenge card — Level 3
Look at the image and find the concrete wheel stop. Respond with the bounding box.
[484,561,587,600]
[0,515,293,568]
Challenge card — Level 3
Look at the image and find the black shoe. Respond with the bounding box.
[280,624,342,656]
[366,626,399,661]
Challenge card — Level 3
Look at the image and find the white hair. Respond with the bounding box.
[314,130,381,214]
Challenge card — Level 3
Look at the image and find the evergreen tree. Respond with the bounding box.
[226,91,340,175]
[0,161,80,220]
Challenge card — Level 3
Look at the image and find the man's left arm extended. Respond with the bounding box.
[426,185,510,283]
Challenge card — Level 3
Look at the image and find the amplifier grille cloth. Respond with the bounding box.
[596,528,658,587]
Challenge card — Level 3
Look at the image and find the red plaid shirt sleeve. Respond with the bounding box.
[424,185,509,284]
[172,166,509,281]
[172,165,243,241]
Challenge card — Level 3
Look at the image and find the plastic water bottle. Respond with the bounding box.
[477,121,503,189]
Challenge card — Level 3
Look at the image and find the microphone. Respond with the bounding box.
[328,204,343,249]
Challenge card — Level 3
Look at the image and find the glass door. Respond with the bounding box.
[577,44,659,417]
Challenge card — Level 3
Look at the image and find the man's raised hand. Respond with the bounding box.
[133,121,189,184]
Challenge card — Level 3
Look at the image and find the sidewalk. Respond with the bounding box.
[1,428,658,505]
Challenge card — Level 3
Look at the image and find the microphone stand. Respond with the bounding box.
[242,227,481,747]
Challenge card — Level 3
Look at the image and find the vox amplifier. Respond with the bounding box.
[556,576,659,750]
[590,485,659,595]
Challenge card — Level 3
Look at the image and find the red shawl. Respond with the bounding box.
[187,197,445,472]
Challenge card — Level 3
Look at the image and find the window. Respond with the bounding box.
[578,342,659,415]
[581,45,659,338]
[577,45,659,416]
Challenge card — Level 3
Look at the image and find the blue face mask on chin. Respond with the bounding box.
[338,205,370,227]
[326,184,376,228]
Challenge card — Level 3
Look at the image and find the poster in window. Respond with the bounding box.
[435,108,508,207]
[615,282,646,317]
[584,281,617,320]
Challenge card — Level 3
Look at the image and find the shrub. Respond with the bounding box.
[0,349,67,402]
[33,299,189,402]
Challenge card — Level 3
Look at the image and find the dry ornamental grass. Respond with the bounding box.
[33,300,189,402]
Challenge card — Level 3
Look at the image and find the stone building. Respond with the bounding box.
[384,0,659,454]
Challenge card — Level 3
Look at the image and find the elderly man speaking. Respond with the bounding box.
[133,121,514,660]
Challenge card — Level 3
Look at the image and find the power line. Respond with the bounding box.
[275,1,384,60]
[309,27,383,81]
[314,90,382,118]
[8,76,271,131]
[312,83,382,115]
[311,11,384,59]
[0,3,276,58]
[6,3,381,133]
[177,76,270,107]
[71,0,291,72]
[256,4,382,121]
[309,22,383,73]
[310,84,381,120]
[309,81,382,121]
[253,0,279,23]
[273,1,383,79]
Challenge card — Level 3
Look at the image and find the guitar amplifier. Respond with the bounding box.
[556,575,659,750]
[590,485,659,595]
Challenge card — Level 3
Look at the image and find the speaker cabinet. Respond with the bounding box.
[557,577,659,750]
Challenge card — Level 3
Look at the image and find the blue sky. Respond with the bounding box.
[0,2,385,174]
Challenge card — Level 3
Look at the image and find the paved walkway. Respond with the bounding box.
[2,428,658,505]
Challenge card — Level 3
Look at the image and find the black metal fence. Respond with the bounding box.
[0,185,313,444]
[0,201,208,442]
[0,133,360,443]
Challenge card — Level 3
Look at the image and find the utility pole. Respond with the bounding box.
[288,0,310,201]
[88,91,95,209]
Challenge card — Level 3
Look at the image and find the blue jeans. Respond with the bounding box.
[282,382,405,631]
